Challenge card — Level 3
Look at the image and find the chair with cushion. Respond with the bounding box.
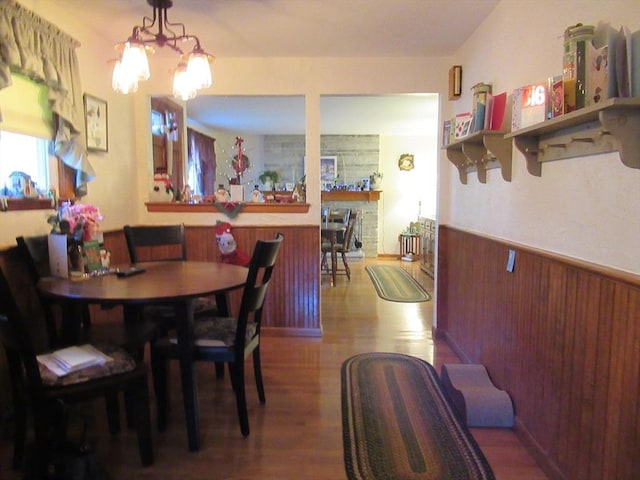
[321,211,357,280]
[151,233,284,438]
[15,235,157,353]
[0,266,154,474]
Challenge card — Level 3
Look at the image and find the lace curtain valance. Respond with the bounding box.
[0,0,95,194]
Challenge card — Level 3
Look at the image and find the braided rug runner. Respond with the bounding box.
[341,353,495,480]
[365,265,431,303]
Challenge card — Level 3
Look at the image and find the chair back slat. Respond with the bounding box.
[124,224,187,263]
[342,214,358,251]
[235,233,284,348]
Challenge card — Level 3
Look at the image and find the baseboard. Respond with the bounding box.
[513,418,568,480]
[442,331,472,363]
[345,250,365,261]
[261,326,323,337]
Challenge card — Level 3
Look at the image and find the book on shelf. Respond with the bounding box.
[483,92,494,131]
[454,112,473,139]
[547,76,564,119]
[442,120,452,146]
[472,101,487,133]
[586,23,619,106]
[619,26,640,97]
[489,92,510,130]
[511,83,547,132]
[37,344,113,377]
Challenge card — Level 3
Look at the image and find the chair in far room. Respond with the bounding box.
[321,211,357,280]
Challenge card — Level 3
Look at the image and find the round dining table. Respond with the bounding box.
[38,260,248,452]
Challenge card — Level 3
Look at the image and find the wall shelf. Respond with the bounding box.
[321,190,381,202]
[445,130,512,184]
[145,202,310,214]
[506,97,640,176]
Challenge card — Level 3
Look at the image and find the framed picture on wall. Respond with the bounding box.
[84,94,108,152]
[320,155,337,183]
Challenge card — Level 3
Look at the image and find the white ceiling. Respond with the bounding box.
[53,0,500,134]
[186,93,441,135]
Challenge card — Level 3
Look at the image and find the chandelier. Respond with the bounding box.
[111,0,215,100]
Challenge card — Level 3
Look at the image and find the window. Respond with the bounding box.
[187,128,216,196]
[0,130,52,196]
[0,73,75,209]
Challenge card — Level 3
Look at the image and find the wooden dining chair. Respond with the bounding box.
[123,224,218,327]
[321,211,358,280]
[151,233,284,438]
[322,207,351,243]
[15,235,157,354]
[0,266,154,475]
[123,224,188,263]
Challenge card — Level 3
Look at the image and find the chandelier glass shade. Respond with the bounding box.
[111,0,214,99]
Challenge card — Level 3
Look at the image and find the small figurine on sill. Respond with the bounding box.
[215,184,230,203]
[180,185,193,203]
[215,221,250,266]
[251,185,264,203]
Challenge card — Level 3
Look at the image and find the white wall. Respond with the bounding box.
[439,0,640,274]
[0,1,142,246]
[378,135,438,254]
[5,1,637,276]
[1,0,449,246]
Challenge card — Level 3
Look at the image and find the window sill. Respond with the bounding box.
[145,202,311,214]
[1,197,56,211]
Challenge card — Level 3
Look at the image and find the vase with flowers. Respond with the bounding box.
[370,171,383,190]
[47,202,104,275]
[47,202,104,242]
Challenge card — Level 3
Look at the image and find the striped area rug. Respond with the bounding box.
[341,353,495,480]
[365,265,431,302]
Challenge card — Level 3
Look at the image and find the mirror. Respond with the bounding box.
[185,95,306,200]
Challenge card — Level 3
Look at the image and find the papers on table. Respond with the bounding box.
[37,344,113,377]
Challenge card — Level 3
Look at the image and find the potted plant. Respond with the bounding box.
[258,170,279,190]
[370,171,383,190]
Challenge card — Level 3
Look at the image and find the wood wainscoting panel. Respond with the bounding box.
[436,225,640,480]
[103,224,321,336]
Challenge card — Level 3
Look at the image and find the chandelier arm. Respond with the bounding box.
[141,6,158,32]
[162,7,188,40]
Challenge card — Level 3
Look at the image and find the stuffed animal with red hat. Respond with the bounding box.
[215,221,250,267]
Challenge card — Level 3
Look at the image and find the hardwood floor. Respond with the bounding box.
[0,258,548,479]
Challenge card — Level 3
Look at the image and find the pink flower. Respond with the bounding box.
[56,202,104,241]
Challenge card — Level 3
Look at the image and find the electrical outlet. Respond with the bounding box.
[506,249,516,272]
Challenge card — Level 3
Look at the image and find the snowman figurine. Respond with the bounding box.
[251,185,264,203]
[215,184,230,203]
[150,173,174,202]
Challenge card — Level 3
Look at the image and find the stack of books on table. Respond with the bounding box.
[37,344,113,377]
